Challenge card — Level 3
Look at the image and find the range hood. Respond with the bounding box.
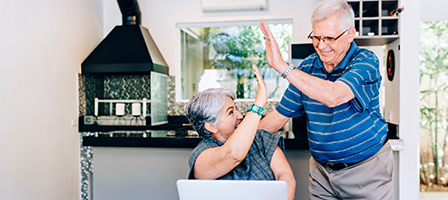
[82,0,168,75]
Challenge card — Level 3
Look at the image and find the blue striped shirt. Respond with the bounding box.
[277,41,388,164]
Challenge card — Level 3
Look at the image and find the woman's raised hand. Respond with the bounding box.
[252,64,267,108]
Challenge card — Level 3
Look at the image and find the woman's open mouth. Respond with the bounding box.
[235,121,241,128]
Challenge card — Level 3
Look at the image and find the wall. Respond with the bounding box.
[420,0,448,21]
[103,0,320,76]
[0,0,103,199]
[398,0,420,199]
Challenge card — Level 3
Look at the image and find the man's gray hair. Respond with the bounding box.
[185,88,236,138]
[311,0,355,32]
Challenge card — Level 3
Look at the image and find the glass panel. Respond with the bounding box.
[180,22,292,100]
[150,72,168,125]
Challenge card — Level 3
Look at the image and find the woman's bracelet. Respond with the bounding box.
[247,104,264,115]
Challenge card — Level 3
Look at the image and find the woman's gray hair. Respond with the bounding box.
[185,88,236,138]
[311,0,355,32]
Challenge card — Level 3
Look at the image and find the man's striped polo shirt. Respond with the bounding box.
[277,41,388,164]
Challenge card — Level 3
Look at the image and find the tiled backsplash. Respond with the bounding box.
[79,74,279,117]
[166,76,279,115]
[79,74,151,116]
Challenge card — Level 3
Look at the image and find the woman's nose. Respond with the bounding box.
[236,110,243,119]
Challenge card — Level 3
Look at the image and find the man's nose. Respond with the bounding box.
[317,39,328,49]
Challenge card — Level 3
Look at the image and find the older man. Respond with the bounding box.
[259,0,394,199]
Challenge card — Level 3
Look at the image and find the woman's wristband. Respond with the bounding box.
[281,62,295,79]
[247,104,264,115]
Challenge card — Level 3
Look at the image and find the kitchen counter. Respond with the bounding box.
[79,120,310,200]
[80,115,310,149]
[82,130,310,150]
[80,116,398,150]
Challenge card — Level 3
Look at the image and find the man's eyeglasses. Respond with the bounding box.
[307,28,351,45]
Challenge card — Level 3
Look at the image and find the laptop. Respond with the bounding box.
[176,179,287,200]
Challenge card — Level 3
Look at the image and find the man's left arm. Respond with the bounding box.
[259,19,354,107]
[285,67,355,108]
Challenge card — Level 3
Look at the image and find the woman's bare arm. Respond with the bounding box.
[194,64,268,179]
[270,146,296,200]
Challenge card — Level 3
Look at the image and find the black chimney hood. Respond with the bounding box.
[82,0,168,75]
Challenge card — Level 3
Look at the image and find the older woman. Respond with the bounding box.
[185,64,296,200]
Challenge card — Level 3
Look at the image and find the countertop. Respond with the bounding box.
[82,130,310,150]
[80,116,398,150]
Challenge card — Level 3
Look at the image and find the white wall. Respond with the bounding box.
[398,0,421,199]
[0,0,103,199]
[103,0,320,75]
[421,0,448,21]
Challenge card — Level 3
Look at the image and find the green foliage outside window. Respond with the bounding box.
[420,20,448,190]
[205,24,291,99]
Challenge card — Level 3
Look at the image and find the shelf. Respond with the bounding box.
[381,0,399,16]
[349,0,400,45]
[354,35,399,46]
[349,1,360,17]
[362,19,379,36]
[363,1,379,17]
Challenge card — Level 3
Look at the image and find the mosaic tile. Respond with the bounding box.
[79,131,95,200]
[78,74,86,116]
[166,76,278,116]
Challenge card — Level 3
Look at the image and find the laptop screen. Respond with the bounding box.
[176,179,287,200]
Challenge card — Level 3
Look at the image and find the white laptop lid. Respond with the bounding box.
[176,179,287,200]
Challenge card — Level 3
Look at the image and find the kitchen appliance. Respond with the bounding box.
[80,0,168,128]
[81,0,168,75]
[91,70,168,127]
[177,180,287,200]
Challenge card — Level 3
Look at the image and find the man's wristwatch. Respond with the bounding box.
[281,62,295,79]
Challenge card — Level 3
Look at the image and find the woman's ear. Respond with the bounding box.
[204,122,218,134]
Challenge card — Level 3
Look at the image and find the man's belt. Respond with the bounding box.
[323,141,387,171]
[323,161,360,171]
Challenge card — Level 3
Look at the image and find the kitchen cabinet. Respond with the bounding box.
[349,0,400,46]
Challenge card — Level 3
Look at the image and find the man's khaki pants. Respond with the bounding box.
[309,142,394,200]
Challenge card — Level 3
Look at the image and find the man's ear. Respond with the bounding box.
[347,26,356,42]
[204,122,218,134]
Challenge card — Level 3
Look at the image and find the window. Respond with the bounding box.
[177,20,292,101]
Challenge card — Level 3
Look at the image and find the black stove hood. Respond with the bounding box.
[82,0,168,75]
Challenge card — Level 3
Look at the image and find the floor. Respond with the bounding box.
[419,192,448,200]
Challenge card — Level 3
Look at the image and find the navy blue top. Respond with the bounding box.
[277,41,388,164]
[188,130,284,180]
